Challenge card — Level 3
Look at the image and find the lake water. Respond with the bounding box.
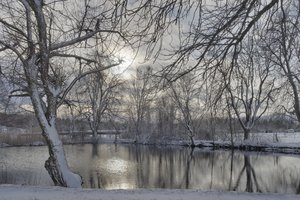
[0,144,300,194]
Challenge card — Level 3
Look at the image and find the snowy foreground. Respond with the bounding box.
[1,185,299,200]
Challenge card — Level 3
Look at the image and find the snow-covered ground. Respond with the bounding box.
[0,185,299,200]
[227,131,300,143]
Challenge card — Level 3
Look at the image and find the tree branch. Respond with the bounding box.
[0,18,28,39]
[57,62,120,107]
[50,29,125,51]
[0,40,25,65]
[49,52,97,63]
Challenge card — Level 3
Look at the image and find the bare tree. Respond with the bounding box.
[0,0,125,187]
[0,0,295,187]
[127,66,157,142]
[224,36,277,140]
[144,0,281,140]
[155,94,177,139]
[154,0,280,81]
[75,67,123,138]
[168,73,202,146]
[263,1,300,122]
[0,0,158,187]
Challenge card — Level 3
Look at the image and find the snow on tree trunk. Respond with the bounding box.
[30,84,82,188]
[44,125,82,188]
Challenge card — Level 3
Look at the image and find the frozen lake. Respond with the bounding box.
[1,144,300,194]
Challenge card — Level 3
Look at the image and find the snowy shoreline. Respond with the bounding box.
[0,184,299,200]
[2,130,300,154]
[1,137,300,155]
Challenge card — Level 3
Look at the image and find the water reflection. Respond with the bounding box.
[231,154,261,192]
[1,144,300,194]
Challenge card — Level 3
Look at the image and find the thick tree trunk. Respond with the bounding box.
[287,74,300,122]
[88,120,99,143]
[43,125,82,187]
[244,129,250,140]
[30,85,82,187]
[92,128,98,139]
[92,129,99,144]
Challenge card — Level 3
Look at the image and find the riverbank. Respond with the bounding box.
[195,140,300,154]
[0,185,299,200]
[1,132,300,154]
[117,137,300,154]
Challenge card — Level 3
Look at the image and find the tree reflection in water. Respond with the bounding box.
[81,145,300,193]
[1,144,300,194]
[232,154,261,192]
[184,148,194,188]
[91,143,99,158]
